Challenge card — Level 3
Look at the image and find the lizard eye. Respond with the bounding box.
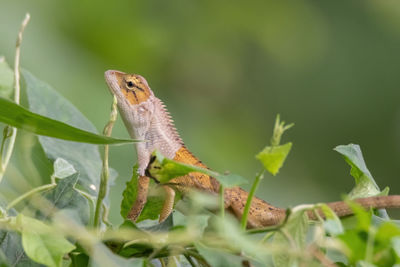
[126,81,135,89]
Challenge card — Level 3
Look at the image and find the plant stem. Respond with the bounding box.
[219,185,225,219]
[240,170,265,230]
[0,13,30,182]
[93,95,118,228]
[6,183,56,211]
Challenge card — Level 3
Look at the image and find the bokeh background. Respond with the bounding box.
[1,0,400,224]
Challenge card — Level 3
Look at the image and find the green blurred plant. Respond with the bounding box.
[1,15,400,267]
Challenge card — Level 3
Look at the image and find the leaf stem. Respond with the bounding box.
[219,185,225,219]
[0,13,30,182]
[6,183,56,211]
[93,95,118,228]
[240,169,265,230]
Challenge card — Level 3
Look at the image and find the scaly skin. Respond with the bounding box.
[105,70,400,228]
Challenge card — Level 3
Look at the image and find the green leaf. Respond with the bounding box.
[17,214,75,267]
[392,237,400,257]
[334,144,382,198]
[0,230,42,267]
[347,201,373,231]
[0,57,13,98]
[148,150,247,187]
[320,204,344,235]
[173,211,210,235]
[256,142,292,176]
[0,199,41,267]
[90,243,144,267]
[53,158,77,178]
[0,97,137,145]
[273,207,309,267]
[195,242,243,267]
[338,230,367,264]
[36,172,90,226]
[23,70,121,196]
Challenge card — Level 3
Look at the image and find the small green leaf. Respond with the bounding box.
[148,150,247,187]
[17,214,75,267]
[346,201,372,231]
[0,57,13,98]
[256,142,292,175]
[334,144,382,198]
[320,204,344,235]
[53,158,77,178]
[23,69,121,197]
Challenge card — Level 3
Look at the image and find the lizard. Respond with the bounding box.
[104,69,400,228]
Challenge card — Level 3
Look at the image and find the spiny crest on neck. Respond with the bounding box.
[155,97,183,146]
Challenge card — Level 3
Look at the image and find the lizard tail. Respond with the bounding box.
[224,187,286,228]
[225,189,400,228]
[310,195,400,219]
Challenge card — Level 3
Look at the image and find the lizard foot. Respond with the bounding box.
[159,185,175,222]
[127,175,150,222]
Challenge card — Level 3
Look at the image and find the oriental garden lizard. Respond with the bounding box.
[104,70,400,228]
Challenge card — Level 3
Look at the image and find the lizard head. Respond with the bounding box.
[104,70,153,106]
[105,69,155,142]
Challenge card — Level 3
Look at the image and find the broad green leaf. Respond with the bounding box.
[0,198,41,267]
[0,230,42,267]
[90,243,144,267]
[17,214,75,267]
[0,97,136,146]
[148,150,247,187]
[212,216,272,264]
[256,142,292,175]
[0,57,13,98]
[23,70,121,197]
[273,207,309,267]
[195,242,243,267]
[334,144,382,198]
[36,172,90,226]
[173,211,210,235]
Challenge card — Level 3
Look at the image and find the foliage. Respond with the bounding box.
[1,19,400,267]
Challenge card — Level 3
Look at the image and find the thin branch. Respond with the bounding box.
[0,13,30,182]
[93,95,118,228]
[6,183,56,211]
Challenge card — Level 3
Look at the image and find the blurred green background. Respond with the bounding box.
[1,0,400,224]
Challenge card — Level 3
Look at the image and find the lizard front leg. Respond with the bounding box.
[127,175,150,222]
